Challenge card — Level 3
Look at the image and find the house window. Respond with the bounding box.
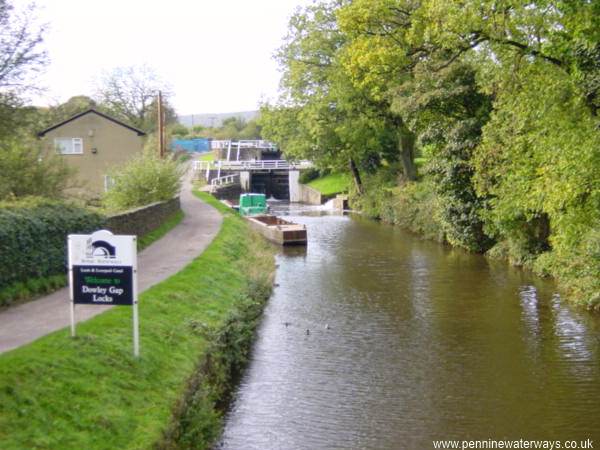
[55,138,83,154]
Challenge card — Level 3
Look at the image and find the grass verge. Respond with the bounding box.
[198,152,215,162]
[138,210,184,250]
[307,172,350,196]
[0,192,276,449]
[0,274,67,310]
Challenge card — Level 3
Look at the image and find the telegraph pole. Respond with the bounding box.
[158,90,165,158]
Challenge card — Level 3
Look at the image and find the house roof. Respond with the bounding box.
[37,108,147,137]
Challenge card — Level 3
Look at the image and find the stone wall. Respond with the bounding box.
[105,197,181,236]
[297,184,323,205]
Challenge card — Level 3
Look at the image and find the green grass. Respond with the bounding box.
[198,152,215,162]
[0,274,67,309]
[0,193,275,450]
[414,157,428,168]
[138,210,184,250]
[307,172,350,196]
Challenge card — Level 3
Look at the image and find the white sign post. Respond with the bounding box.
[68,229,139,357]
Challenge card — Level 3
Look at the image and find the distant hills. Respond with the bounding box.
[178,111,259,128]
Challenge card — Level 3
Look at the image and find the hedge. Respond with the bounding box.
[0,198,105,292]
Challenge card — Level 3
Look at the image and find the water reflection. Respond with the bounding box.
[218,205,600,449]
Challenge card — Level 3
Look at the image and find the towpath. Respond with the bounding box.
[0,159,222,354]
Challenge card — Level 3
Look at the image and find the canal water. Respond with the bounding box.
[217,205,600,449]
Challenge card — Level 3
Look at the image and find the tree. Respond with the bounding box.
[0,0,47,137]
[39,95,98,128]
[170,123,189,138]
[394,61,494,251]
[0,135,75,200]
[102,150,183,211]
[94,65,176,131]
[262,0,398,192]
[337,0,426,181]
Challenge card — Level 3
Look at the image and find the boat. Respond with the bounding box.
[244,214,307,246]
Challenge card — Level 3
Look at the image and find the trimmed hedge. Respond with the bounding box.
[0,198,105,292]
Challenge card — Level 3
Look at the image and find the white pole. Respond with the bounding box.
[226,140,231,161]
[133,301,139,358]
[67,236,76,337]
[70,301,76,337]
[132,237,140,358]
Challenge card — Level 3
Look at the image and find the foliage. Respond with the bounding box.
[161,271,273,448]
[298,167,321,184]
[170,123,189,137]
[38,96,98,128]
[102,151,183,211]
[0,197,104,292]
[473,61,600,307]
[264,0,600,306]
[348,165,400,220]
[0,135,76,200]
[0,274,66,309]
[208,117,262,141]
[0,1,47,138]
[0,193,276,449]
[396,62,493,251]
[94,65,176,132]
[260,0,400,190]
[390,178,446,243]
[0,208,184,308]
[175,117,262,141]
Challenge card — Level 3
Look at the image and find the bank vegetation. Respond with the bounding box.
[260,0,599,309]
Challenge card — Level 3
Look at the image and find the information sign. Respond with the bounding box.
[67,229,139,356]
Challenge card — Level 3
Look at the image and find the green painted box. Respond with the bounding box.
[239,193,268,216]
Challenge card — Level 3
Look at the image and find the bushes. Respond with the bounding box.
[0,135,75,200]
[0,197,104,297]
[390,179,447,243]
[103,151,183,211]
[350,169,447,243]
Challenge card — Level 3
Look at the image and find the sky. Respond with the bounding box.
[29,0,312,115]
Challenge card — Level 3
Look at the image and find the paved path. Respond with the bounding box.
[0,160,222,354]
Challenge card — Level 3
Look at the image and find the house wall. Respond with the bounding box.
[41,113,145,197]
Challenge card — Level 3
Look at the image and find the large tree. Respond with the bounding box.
[94,65,176,132]
[261,0,397,192]
[0,0,47,137]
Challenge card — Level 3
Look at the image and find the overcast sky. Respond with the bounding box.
[30,0,311,115]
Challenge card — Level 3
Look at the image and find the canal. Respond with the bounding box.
[218,204,600,449]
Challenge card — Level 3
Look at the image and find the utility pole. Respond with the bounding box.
[158,90,165,158]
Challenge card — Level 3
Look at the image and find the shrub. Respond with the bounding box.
[390,179,446,243]
[0,197,105,293]
[0,135,75,200]
[103,151,183,211]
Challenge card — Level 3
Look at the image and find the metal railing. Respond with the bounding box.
[210,173,239,187]
[193,160,213,172]
[210,140,278,151]
[216,160,313,170]
[193,159,313,174]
